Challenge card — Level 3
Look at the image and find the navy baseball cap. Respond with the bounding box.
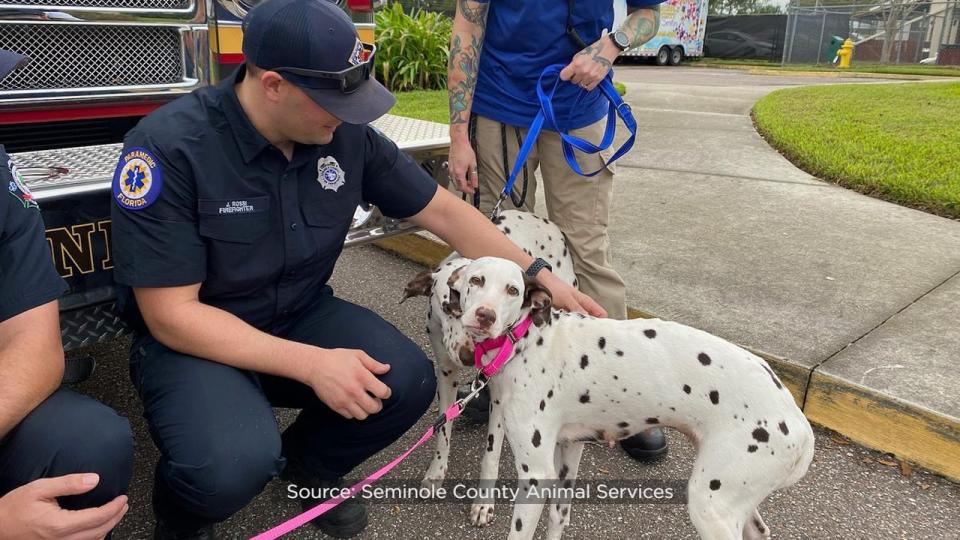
[0,49,29,81]
[242,0,395,125]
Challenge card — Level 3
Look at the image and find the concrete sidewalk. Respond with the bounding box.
[378,67,960,481]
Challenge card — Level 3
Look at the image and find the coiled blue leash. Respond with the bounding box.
[491,63,638,220]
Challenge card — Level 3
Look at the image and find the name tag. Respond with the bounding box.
[198,196,269,216]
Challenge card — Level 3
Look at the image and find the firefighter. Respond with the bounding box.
[0,50,134,540]
[108,1,603,538]
[446,0,670,463]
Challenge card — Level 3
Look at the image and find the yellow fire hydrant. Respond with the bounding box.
[837,38,854,69]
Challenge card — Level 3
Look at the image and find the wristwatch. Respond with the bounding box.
[525,257,553,278]
[609,30,630,52]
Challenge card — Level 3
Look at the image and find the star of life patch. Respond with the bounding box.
[112,147,164,211]
[7,157,38,209]
[317,156,346,192]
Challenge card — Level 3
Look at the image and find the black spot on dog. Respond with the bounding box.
[698,353,712,366]
[683,384,691,394]
[646,417,659,424]
[515,519,523,532]
[579,392,590,403]
[761,363,784,390]
[529,478,538,487]
[709,390,720,405]
[503,226,511,234]
[494,400,500,405]
[779,421,789,435]
[521,463,529,472]
[559,464,569,480]
[537,337,544,346]
[580,355,589,369]
[754,518,766,534]
[540,400,546,411]
[547,390,554,399]
[709,480,721,491]
[553,312,561,321]
[487,434,494,452]
[644,329,657,339]
[563,480,572,488]
[748,445,758,453]
[618,421,629,428]
[532,430,541,447]
[616,350,624,356]
[752,428,770,443]
[598,337,606,350]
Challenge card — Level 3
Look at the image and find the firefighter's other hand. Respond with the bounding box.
[449,136,479,194]
[560,35,619,92]
[307,348,392,420]
[0,474,129,540]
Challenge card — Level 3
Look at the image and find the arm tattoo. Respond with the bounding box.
[458,0,489,26]
[626,6,660,47]
[575,42,613,70]
[449,34,484,126]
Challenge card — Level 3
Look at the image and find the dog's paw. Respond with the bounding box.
[469,502,495,526]
[421,473,445,490]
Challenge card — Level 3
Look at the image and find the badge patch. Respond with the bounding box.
[7,158,38,209]
[317,156,345,192]
[112,147,164,211]
[348,38,364,66]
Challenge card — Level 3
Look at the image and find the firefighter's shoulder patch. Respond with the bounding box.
[113,147,164,211]
[6,157,38,210]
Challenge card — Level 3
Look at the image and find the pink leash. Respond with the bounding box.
[252,315,535,539]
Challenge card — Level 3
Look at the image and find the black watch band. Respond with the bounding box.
[609,30,630,52]
[525,257,553,278]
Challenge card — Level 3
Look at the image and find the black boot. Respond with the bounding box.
[620,427,668,463]
[456,385,491,424]
[152,473,217,540]
[280,455,368,538]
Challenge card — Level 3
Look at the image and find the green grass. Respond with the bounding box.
[389,90,448,123]
[692,58,960,78]
[390,82,629,124]
[752,82,960,219]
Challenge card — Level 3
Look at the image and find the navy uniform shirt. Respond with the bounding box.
[110,68,438,333]
[0,146,68,323]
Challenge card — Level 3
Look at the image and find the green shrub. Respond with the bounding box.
[375,3,452,92]
[613,80,626,96]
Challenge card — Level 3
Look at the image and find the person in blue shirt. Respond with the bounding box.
[447,0,671,461]
[0,50,134,540]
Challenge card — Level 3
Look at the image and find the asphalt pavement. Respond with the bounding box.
[75,245,959,539]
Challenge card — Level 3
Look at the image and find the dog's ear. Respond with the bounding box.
[401,269,435,303]
[442,265,466,318]
[522,276,553,327]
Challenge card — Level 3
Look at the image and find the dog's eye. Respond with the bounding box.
[469,276,483,287]
[506,285,520,296]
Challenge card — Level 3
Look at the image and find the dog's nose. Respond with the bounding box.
[475,307,497,327]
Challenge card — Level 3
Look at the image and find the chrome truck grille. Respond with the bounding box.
[0,0,190,8]
[0,24,184,91]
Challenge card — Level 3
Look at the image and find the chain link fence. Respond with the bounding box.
[783,0,960,65]
[391,0,456,17]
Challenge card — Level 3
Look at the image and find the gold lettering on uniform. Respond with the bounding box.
[97,220,113,270]
[45,224,97,278]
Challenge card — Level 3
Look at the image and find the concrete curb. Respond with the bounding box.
[374,233,960,482]
[689,63,954,80]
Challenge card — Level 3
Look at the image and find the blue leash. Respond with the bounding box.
[492,64,637,219]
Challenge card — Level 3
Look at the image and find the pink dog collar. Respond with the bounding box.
[474,314,535,378]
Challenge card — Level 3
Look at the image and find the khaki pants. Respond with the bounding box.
[470,114,627,320]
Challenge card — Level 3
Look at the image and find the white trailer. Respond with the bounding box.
[614,0,709,65]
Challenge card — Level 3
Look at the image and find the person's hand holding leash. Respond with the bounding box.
[304,348,393,420]
[560,32,620,92]
[449,136,479,195]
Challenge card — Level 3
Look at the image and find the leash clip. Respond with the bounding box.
[490,193,507,222]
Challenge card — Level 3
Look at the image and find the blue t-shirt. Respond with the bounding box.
[472,0,665,130]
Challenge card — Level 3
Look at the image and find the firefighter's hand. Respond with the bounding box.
[448,135,479,195]
[0,474,129,540]
[537,271,607,318]
[560,34,620,92]
[306,348,392,420]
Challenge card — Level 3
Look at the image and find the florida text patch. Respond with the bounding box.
[113,147,164,211]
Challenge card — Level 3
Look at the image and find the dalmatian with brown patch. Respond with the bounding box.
[404,210,578,526]
[406,256,814,540]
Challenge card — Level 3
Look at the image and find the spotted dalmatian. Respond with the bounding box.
[404,210,577,524]
[406,255,815,540]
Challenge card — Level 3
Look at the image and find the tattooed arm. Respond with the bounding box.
[447,0,490,194]
[559,6,661,91]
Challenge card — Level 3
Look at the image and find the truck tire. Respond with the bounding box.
[669,47,684,66]
[656,46,670,66]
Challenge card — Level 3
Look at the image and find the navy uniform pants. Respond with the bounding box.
[0,388,134,509]
[130,288,437,529]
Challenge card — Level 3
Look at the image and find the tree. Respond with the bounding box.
[709,0,784,15]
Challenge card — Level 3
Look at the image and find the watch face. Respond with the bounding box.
[614,31,630,50]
